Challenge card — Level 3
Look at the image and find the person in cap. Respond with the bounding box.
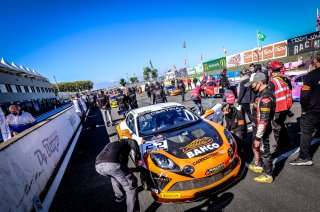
[245,72,276,183]
[290,52,320,166]
[268,61,293,153]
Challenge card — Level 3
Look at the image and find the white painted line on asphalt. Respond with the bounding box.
[245,138,320,167]
[84,109,90,121]
[41,124,83,211]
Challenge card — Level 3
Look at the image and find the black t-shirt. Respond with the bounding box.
[95,139,141,165]
[301,68,320,113]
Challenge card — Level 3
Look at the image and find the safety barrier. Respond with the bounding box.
[0,105,81,212]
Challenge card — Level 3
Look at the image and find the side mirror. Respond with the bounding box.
[121,129,132,139]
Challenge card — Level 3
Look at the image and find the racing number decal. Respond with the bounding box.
[143,139,168,152]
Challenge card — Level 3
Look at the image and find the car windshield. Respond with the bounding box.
[138,106,200,136]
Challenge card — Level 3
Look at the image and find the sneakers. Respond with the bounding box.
[254,175,273,183]
[248,164,263,173]
[289,157,313,166]
[115,195,126,203]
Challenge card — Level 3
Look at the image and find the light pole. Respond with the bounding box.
[182,41,189,68]
[126,73,129,84]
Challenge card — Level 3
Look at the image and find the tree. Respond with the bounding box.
[130,77,139,84]
[143,66,158,81]
[119,78,126,86]
[55,80,94,92]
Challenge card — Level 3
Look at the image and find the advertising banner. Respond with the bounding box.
[287,31,320,56]
[0,106,80,212]
[244,50,253,64]
[252,48,262,62]
[226,53,244,67]
[274,41,287,58]
[262,45,274,60]
[203,57,226,73]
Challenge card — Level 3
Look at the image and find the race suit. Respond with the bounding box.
[224,106,246,148]
[251,86,275,176]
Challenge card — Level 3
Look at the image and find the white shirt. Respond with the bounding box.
[6,111,36,133]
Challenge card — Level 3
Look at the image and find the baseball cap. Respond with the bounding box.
[244,72,267,87]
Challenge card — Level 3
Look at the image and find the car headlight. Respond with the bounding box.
[150,153,178,170]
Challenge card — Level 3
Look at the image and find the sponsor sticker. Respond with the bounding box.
[161,193,181,199]
[301,85,310,91]
[205,164,225,176]
[185,142,220,158]
[192,152,221,166]
[260,108,270,112]
[180,137,213,154]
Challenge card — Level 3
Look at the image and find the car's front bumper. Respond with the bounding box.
[151,156,243,203]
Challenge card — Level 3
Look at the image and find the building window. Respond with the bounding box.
[36,87,40,92]
[5,84,13,92]
[31,86,35,92]
[24,86,29,93]
[20,85,25,93]
[16,85,22,92]
[0,84,7,93]
[41,87,45,92]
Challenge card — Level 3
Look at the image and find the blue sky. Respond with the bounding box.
[1,0,319,89]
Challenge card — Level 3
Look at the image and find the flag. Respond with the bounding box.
[173,64,176,70]
[317,8,320,31]
[149,60,153,69]
[257,31,266,41]
[223,47,227,55]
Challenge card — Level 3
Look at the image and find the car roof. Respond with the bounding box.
[129,102,183,117]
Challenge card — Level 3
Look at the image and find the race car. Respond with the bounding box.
[291,73,306,101]
[201,80,238,98]
[115,102,242,202]
[163,85,182,96]
[109,95,118,108]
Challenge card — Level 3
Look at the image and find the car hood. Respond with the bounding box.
[142,121,223,159]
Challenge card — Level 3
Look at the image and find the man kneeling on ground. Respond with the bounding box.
[95,139,142,212]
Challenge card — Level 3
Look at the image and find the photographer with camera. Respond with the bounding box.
[268,61,293,153]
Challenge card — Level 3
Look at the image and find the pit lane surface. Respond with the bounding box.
[50,93,320,211]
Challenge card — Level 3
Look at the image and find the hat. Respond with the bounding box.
[244,72,267,87]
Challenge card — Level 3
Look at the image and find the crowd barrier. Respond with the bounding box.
[0,105,81,212]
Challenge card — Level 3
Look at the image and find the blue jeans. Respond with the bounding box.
[192,99,203,114]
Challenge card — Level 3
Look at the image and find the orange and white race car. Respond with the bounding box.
[115,102,242,202]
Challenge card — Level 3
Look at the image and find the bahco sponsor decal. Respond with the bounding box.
[262,45,273,60]
[180,137,213,154]
[274,42,287,58]
[244,51,253,63]
[180,137,220,158]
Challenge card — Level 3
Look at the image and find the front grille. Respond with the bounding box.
[169,158,239,191]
